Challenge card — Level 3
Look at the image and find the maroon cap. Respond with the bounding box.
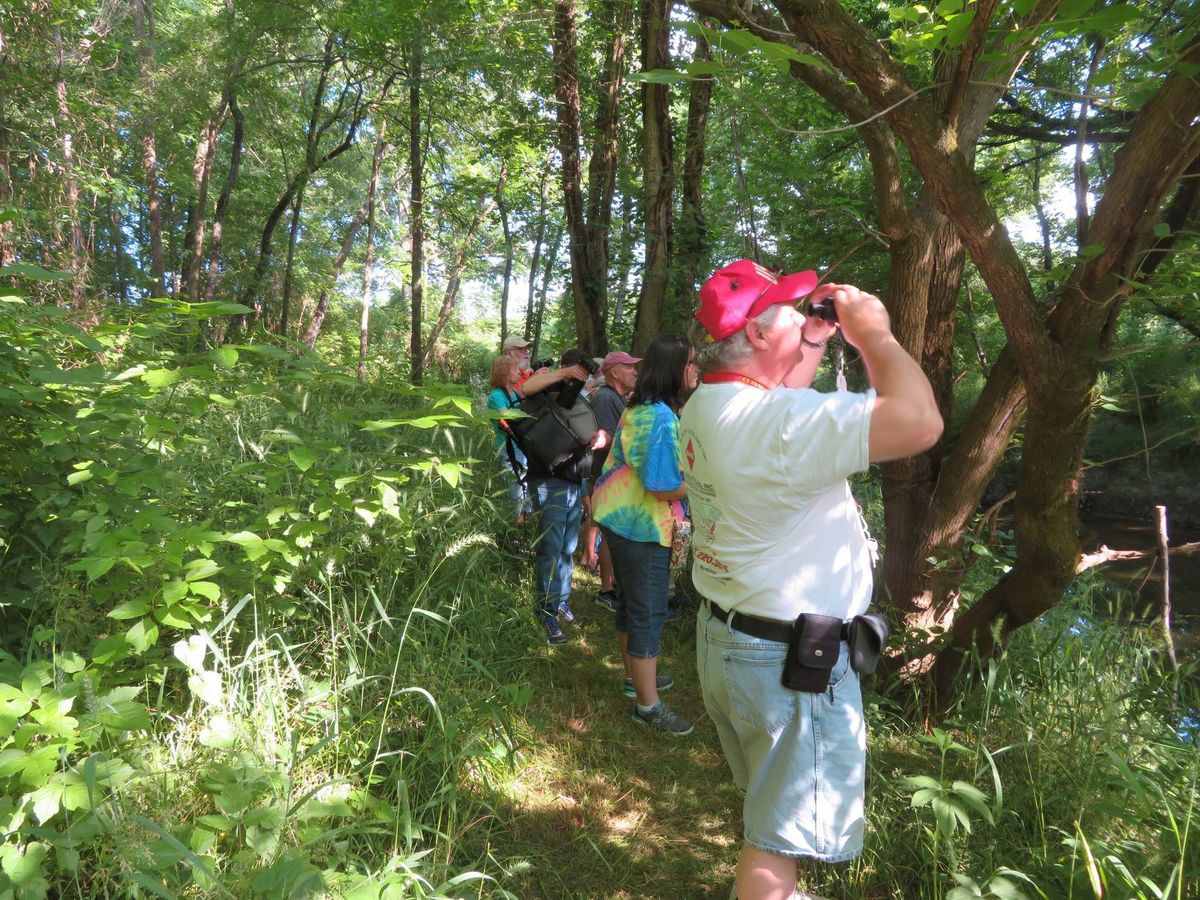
[600,351,642,373]
[697,259,818,341]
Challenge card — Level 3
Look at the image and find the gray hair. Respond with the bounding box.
[694,303,789,374]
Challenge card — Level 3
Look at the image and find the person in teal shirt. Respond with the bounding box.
[487,354,530,523]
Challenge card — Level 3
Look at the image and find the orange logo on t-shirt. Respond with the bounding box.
[685,439,695,469]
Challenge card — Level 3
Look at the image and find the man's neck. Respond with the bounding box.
[720,354,786,389]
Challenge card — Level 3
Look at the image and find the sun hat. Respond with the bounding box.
[600,351,642,373]
[697,259,818,341]
[502,336,532,351]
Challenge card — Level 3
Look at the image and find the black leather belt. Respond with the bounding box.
[706,598,851,643]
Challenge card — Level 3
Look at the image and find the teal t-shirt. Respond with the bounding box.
[487,387,521,450]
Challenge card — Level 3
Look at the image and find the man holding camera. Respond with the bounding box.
[520,348,599,645]
[680,260,942,900]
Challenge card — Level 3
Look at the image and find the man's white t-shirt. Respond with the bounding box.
[679,382,875,622]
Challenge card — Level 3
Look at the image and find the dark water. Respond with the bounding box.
[1079,512,1200,634]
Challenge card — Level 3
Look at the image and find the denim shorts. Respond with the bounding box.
[696,601,866,862]
[601,527,671,659]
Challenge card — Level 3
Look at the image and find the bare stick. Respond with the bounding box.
[1156,505,1179,702]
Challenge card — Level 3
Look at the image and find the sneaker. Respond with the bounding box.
[542,617,567,645]
[631,701,693,735]
[594,590,619,612]
[622,674,675,698]
[558,601,577,624]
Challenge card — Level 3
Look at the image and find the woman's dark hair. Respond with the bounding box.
[630,334,693,412]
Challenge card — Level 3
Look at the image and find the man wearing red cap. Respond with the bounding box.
[681,260,942,900]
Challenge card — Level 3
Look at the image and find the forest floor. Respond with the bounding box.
[458,569,757,900]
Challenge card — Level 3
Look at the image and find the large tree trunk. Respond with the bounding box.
[671,28,713,322]
[632,0,674,353]
[552,0,630,355]
[409,40,425,384]
[132,0,165,298]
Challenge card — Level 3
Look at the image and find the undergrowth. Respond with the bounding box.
[0,295,1194,898]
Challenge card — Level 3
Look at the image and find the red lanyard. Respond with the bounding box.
[702,372,771,391]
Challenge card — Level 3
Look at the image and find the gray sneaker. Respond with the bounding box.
[631,701,693,736]
[622,673,674,698]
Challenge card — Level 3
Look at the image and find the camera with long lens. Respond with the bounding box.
[529,358,553,371]
[807,297,838,324]
[556,355,599,408]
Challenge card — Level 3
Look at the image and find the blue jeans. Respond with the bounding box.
[696,601,865,861]
[601,527,671,658]
[531,477,583,619]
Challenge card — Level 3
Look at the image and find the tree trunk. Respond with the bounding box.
[525,165,550,340]
[632,0,674,354]
[205,89,243,303]
[0,99,14,268]
[552,0,628,355]
[409,40,425,384]
[532,226,563,364]
[277,185,304,336]
[358,124,387,380]
[183,93,230,302]
[132,0,165,298]
[498,163,512,344]
[672,28,713,322]
[51,25,87,309]
[421,194,498,370]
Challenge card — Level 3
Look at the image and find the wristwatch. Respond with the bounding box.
[801,333,827,349]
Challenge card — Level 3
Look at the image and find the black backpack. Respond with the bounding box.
[504,388,597,480]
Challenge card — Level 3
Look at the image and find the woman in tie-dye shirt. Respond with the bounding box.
[593,335,699,735]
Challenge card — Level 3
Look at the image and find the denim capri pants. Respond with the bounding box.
[600,526,671,659]
[696,600,866,862]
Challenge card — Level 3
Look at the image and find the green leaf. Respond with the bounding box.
[631,67,687,84]
[189,581,221,602]
[288,447,320,472]
[252,854,325,898]
[66,469,93,486]
[0,840,49,885]
[70,556,115,582]
[162,581,189,603]
[126,619,159,654]
[1153,222,1171,238]
[1079,243,1104,259]
[141,369,181,389]
[210,346,239,368]
[0,262,69,281]
[107,598,150,620]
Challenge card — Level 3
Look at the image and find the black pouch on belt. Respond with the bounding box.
[781,613,843,693]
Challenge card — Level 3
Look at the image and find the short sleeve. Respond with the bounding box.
[487,388,517,413]
[780,389,874,492]
[630,403,683,493]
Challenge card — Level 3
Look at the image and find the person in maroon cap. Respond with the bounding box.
[583,350,641,609]
[681,260,942,899]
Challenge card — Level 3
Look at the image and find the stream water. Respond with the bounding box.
[1078,512,1200,673]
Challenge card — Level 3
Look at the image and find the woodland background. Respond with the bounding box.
[0,0,1197,897]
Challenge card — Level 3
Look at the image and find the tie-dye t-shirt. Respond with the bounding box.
[592,401,683,547]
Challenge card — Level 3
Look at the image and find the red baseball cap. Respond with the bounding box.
[697,259,818,341]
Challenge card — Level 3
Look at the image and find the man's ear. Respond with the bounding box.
[744,318,770,350]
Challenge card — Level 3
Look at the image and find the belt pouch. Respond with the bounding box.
[848,611,892,675]
[781,613,842,692]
